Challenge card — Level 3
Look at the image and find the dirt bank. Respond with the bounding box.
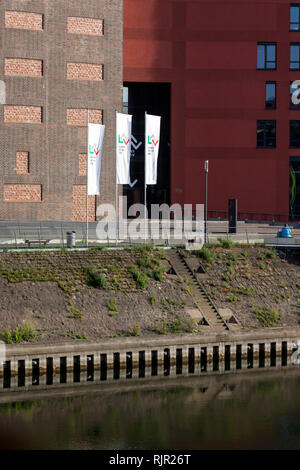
[0,243,299,345]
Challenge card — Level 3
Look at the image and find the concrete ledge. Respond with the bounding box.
[4,327,300,358]
[265,237,300,245]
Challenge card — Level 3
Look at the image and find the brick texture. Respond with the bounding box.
[5,58,43,77]
[4,106,42,123]
[16,152,29,174]
[4,184,41,202]
[0,0,123,221]
[67,17,103,36]
[78,153,87,176]
[5,11,43,31]
[67,108,102,126]
[67,62,103,81]
[72,185,96,221]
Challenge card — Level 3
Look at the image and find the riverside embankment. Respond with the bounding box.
[1,242,300,342]
[0,242,299,396]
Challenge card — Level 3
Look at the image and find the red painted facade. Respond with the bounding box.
[124,0,298,220]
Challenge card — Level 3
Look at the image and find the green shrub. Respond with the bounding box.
[129,266,149,289]
[106,297,118,312]
[217,238,234,249]
[151,267,165,281]
[84,267,106,288]
[155,318,168,335]
[132,322,141,336]
[4,331,13,344]
[2,323,36,344]
[194,247,215,264]
[137,254,153,268]
[253,305,280,326]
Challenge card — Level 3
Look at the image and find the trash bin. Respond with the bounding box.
[66,231,76,248]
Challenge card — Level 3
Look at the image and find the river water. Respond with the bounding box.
[1,368,300,450]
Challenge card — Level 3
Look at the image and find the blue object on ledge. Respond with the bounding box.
[277,225,292,238]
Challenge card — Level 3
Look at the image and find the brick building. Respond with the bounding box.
[0,0,122,221]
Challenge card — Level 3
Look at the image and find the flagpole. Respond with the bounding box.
[86,109,89,248]
[144,111,147,244]
[115,110,118,246]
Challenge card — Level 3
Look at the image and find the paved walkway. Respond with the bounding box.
[0,219,300,246]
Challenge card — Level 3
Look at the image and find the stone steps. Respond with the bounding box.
[167,251,228,331]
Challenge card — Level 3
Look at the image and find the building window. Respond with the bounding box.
[290,43,300,69]
[290,81,300,108]
[291,5,300,31]
[257,43,276,70]
[257,120,276,147]
[123,86,128,114]
[290,121,300,147]
[265,82,276,109]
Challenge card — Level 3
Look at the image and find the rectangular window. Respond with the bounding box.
[291,4,300,31]
[265,82,276,109]
[123,86,128,114]
[290,80,300,108]
[257,120,276,148]
[257,43,276,70]
[290,121,300,147]
[290,43,300,69]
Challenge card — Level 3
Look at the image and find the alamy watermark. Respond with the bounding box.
[0,80,5,105]
[0,341,6,367]
[292,341,300,364]
[291,80,300,105]
[95,197,204,246]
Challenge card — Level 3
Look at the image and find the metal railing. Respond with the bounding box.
[0,219,299,250]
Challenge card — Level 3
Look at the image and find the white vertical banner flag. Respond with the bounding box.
[145,114,161,185]
[87,123,105,195]
[116,112,132,184]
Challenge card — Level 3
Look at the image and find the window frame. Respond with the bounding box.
[290,4,300,31]
[290,43,300,70]
[265,81,276,109]
[257,42,277,70]
[257,120,276,148]
[290,120,300,147]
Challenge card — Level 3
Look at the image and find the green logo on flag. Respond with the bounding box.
[148,135,159,146]
[118,134,130,145]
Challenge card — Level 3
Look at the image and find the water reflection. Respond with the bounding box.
[0,369,300,449]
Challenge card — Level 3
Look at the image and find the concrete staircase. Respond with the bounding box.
[167,250,229,331]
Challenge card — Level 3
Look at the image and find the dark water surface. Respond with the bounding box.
[1,368,300,449]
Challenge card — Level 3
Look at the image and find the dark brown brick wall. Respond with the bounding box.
[0,0,123,221]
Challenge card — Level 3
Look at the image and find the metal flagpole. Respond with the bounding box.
[115,110,118,246]
[205,160,209,244]
[144,111,147,244]
[86,109,89,248]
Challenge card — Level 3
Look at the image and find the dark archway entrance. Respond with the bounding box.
[123,82,171,214]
